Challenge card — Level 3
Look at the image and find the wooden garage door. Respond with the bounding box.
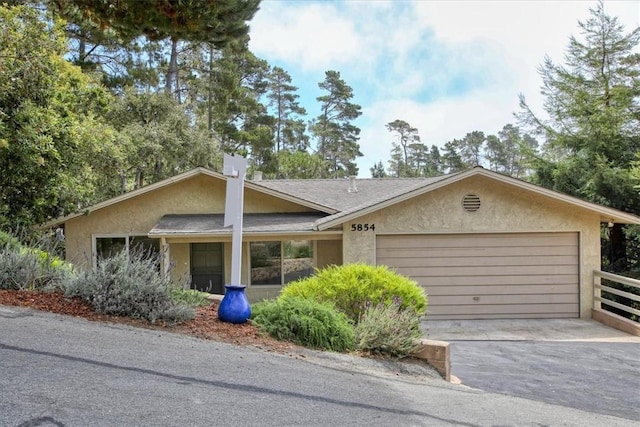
[376,233,579,319]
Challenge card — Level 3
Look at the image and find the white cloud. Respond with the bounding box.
[249,2,365,71]
[249,0,640,176]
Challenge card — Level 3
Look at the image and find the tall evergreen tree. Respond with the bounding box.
[518,0,640,270]
[266,67,308,152]
[370,161,387,178]
[310,70,362,178]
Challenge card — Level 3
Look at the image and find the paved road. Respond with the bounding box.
[1,307,638,427]
[424,319,640,422]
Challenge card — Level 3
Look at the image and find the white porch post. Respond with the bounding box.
[223,154,247,286]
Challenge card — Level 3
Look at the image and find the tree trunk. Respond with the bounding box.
[609,223,628,272]
[165,37,179,97]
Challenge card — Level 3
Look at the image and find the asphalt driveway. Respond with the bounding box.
[422,319,640,422]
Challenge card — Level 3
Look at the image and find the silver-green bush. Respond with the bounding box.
[0,233,73,291]
[353,300,423,357]
[63,248,195,324]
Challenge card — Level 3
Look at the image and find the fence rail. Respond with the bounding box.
[593,270,640,319]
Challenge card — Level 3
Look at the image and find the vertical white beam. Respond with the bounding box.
[223,154,247,286]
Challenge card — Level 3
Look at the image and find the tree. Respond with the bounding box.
[0,4,118,227]
[424,145,443,177]
[518,1,640,270]
[386,120,420,167]
[51,0,260,45]
[310,70,363,178]
[370,161,387,178]
[441,140,466,173]
[485,124,538,178]
[458,131,485,166]
[276,151,326,179]
[266,67,308,152]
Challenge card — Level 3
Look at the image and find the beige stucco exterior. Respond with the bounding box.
[56,169,634,315]
[342,175,600,318]
[62,173,342,302]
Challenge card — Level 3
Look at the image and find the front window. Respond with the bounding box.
[250,240,313,285]
[94,235,159,268]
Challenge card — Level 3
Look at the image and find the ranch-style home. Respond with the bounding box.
[44,166,640,320]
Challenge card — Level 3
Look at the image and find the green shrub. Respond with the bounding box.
[354,300,423,357]
[170,287,211,307]
[0,230,21,251]
[280,264,427,323]
[63,248,195,325]
[251,297,355,352]
[0,237,73,291]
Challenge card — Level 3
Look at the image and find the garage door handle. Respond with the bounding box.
[473,296,480,301]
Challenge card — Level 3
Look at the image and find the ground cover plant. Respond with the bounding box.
[251,296,354,352]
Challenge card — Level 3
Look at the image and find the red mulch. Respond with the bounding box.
[0,290,295,353]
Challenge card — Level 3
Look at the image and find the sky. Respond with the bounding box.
[248,0,640,177]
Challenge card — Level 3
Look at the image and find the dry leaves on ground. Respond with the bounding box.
[0,290,295,353]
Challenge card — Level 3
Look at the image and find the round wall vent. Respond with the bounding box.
[462,194,481,212]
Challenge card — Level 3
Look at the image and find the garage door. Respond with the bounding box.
[376,232,579,319]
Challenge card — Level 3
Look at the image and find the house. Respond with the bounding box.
[44,166,640,320]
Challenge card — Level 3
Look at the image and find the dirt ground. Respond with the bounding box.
[0,289,294,352]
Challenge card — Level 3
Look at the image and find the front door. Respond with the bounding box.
[190,243,224,294]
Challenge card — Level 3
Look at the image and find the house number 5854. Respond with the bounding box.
[351,223,375,231]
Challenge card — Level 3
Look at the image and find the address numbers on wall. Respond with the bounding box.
[350,223,375,231]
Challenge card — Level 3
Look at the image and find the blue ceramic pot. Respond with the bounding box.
[218,285,251,324]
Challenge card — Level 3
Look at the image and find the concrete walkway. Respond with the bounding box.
[422,318,640,342]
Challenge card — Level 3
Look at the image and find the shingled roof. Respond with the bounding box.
[252,176,450,213]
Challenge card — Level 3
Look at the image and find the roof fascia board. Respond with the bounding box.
[155,230,343,241]
[472,168,640,224]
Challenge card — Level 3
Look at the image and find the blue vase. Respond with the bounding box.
[218,285,251,324]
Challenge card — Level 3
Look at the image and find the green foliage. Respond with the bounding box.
[0,4,118,227]
[170,287,212,307]
[251,297,355,352]
[0,234,73,291]
[354,300,423,357]
[280,264,427,323]
[63,249,195,324]
[310,70,362,178]
[0,230,21,251]
[51,0,260,45]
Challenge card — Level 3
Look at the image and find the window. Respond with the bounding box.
[93,235,159,268]
[250,240,313,285]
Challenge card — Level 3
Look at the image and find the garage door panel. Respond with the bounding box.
[426,283,578,296]
[390,264,577,277]
[376,232,579,319]
[377,233,578,249]
[426,312,577,320]
[427,303,579,316]
[379,255,578,268]
[430,293,578,306]
[377,245,578,258]
[405,274,577,286]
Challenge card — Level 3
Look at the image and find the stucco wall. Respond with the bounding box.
[64,174,314,271]
[342,175,601,318]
